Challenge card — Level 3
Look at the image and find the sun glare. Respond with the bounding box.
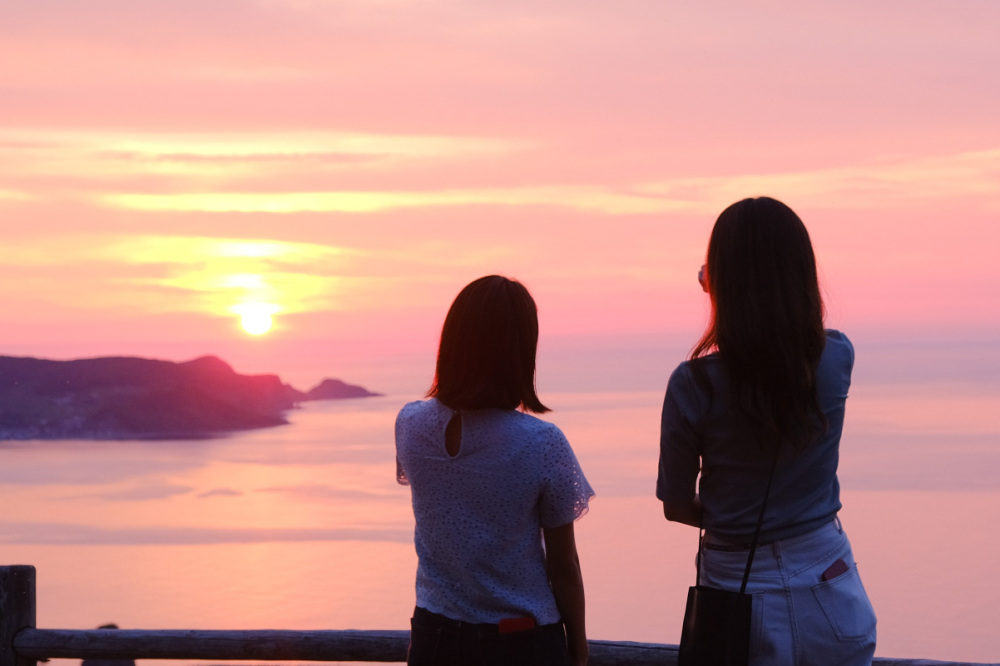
[235,303,277,335]
[242,311,272,335]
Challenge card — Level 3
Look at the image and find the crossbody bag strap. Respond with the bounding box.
[695,528,705,587]
[739,448,780,594]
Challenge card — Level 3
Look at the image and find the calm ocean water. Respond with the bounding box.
[2,385,998,663]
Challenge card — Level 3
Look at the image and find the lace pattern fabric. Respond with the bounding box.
[396,398,594,624]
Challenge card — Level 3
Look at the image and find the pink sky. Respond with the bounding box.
[1,0,998,391]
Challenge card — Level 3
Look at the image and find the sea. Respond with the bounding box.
[2,341,999,664]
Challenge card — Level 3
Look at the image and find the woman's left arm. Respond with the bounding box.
[544,522,588,666]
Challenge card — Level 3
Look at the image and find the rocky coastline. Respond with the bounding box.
[0,354,381,440]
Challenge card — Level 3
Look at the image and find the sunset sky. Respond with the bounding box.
[2,0,998,393]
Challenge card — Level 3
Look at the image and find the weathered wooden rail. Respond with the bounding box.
[1,566,995,666]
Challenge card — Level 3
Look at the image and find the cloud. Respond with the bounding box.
[198,487,244,498]
[0,523,413,545]
[101,187,689,215]
[5,234,352,269]
[103,131,521,160]
[0,128,536,219]
[94,148,1000,215]
[0,129,526,183]
[0,189,32,201]
[88,483,194,501]
[109,235,351,264]
[2,234,357,317]
[256,484,400,501]
[181,66,318,82]
[636,149,1000,211]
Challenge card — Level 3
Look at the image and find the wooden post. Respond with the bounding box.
[0,566,36,666]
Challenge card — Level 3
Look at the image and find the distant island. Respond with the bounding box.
[0,354,382,440]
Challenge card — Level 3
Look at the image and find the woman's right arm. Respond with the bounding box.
[657,365,703,526]
[663,494,702,527]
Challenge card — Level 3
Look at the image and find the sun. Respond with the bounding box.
[241,310,272,335]
[235,303,277,335]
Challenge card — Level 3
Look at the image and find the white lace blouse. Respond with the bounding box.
[396,398,594,624]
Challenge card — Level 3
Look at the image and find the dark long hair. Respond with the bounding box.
[691,197,826,448]
[428,275,549,413]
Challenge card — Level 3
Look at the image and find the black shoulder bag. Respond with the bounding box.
[677,452,779,666]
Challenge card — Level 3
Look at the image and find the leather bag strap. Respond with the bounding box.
[739,449,779,593]
[695,447,780,593]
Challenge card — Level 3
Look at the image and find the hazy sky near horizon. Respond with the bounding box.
[2,0,998,389]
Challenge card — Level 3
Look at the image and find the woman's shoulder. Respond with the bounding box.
[664,356,721,416]
[397,397,427,416]
[500,409,567,437]
[397,397,450,424]
[823,329,855,363]
[668,354,722,387]
[472,410,570,457]
[825,328,852,346]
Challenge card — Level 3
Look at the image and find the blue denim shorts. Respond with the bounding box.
[701,519,877,666]
[408,606,570,666]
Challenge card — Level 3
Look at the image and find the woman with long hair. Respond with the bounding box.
[397,275,594,666]
[657,198,877,664]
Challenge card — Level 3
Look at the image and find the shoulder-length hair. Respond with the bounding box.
[428,275,549,413]
[692,197,826,448]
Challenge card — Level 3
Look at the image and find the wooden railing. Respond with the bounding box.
[1,566,995,666]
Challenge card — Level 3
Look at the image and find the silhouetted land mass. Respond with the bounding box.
[0,354,381,440]
[299,378,382,401]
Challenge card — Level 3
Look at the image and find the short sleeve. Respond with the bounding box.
[656,363,704,504]
[539,427,595,528]
[825,329,855,385]
[396,456,409,485]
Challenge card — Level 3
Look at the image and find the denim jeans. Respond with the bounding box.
[701,519,877,666]
[408,606,570,666]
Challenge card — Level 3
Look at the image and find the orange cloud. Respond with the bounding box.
[100,187,685,215]
[0,129,528,187]
[3,234,357,319]
[94,148,1000,216]
[636,149,1000,211]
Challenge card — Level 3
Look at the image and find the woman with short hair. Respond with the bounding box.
[397,275,594,666]
[658,198,877,665]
